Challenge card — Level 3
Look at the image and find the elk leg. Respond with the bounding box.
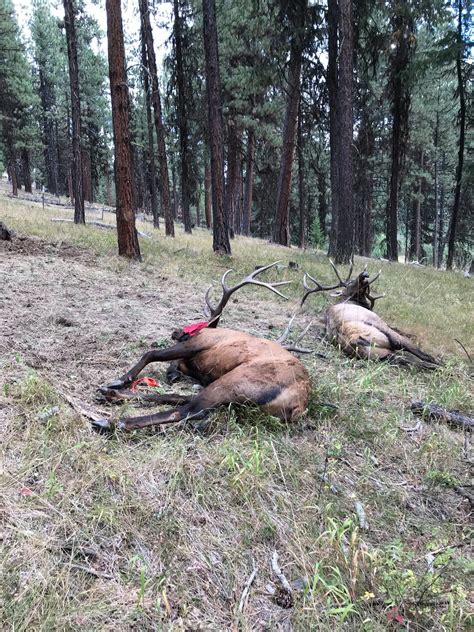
[97,387,192,406]
[107,365,302,431]
[102,342,205,390]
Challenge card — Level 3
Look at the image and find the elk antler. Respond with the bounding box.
[300,259,354,306]
[205,261,291,327]
[276,310,314,354]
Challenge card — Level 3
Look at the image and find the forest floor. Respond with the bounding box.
[1,185,473,631]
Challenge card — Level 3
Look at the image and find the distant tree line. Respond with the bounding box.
[0,0,471,267]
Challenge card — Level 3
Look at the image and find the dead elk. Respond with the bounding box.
[301,262,441,369]
[95,263,311,431]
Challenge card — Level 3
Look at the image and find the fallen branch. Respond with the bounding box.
[51,218,150,238]
[59,389,111,425]
[237,564,257,614]
[454,338,472,363]
[271,550,293,609]
[411,401,474,431]
[67,563,113,580]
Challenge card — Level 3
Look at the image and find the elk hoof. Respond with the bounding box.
[166,368,182,384]
[97,387,127,403]
[102,379,127,390]
[91,417,114,433]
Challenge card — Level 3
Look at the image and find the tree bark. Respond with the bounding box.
[386,9,414,261]
[446,0,466,270]
[204,161,212,229]
[8,157,18,197]
[139,0,174,236]
[433,107,440,267]
[202,0,231,254]
[242,128,254,236]
[63,0,85,224]
[271,0,306,246]
[327,0,339,256]
[334,0,354,264]
[297,102,305,248]
[106,0,141,260]
[173,0,192,233]
[21,149,32,193]
[225,119,239,239]
[139,1,159,228]
[39,70,59,195]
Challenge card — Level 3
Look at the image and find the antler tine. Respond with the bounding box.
[276,311,298,344]
[367,269,382,286]
[367,292,385,310]
[301,271,345,306]
[345,259,354,283]
[204,285,214,318]
[328,258,344,284]
[206,261,291,325]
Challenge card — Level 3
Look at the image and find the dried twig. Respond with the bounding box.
[454,338,472,363]
[271,551,292,594]
[400,420,422,433]
[67,563,113,580]
[237,564,257,614]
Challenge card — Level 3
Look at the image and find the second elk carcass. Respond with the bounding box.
[95,263,311,431]
[301,261,441,369]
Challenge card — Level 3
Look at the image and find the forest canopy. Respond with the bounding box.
[0,0,472,267]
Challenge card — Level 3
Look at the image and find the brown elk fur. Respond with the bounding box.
[303,268,440,369]
[95,264,311,432]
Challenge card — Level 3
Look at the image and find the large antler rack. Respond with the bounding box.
[204,261,292,327]
[300,259,354,306]
[300,260,384,310]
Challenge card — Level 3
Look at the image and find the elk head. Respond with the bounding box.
[301,260,385,310]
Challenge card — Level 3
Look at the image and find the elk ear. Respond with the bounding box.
[330,289,344,297]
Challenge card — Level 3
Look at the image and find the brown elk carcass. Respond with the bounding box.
[94,263,311,431]
[301,261,441,369]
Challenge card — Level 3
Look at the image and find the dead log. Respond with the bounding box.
[0,221,12,241]
[50,218,150,238]
[411,401,474,431]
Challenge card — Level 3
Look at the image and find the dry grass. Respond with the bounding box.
[1,187,473,631]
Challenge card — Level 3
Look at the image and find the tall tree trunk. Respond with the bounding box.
[63,0,85,224]
[433,107,440,267]
[386,9,414,261]
[8,156,18,197]
[271,0,306,246]
[106,0,141,260]
[39,70,59,195]
[202,0,231,254]
[446,0,466,270]
[139,0,174,237]
[334,0,353,263]
[139,3,159,228]
[297,102,305,248]
[173,0,192,233]
[196,181,202,227]
[327,0,339,257]
[204,161,212,229]
[242,128,254,236]
[233,159,243,235]
[21,149,32,193]
[225,119,239,239]
[414,150,423,261]
[106,164,113,206]
[317,170,327,237]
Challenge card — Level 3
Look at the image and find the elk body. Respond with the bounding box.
[95,263,311,431]
[302,263,440,369]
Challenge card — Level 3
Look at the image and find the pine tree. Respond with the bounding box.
[106,0,141,259]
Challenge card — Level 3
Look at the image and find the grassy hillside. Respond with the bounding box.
[1,191,472,631]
